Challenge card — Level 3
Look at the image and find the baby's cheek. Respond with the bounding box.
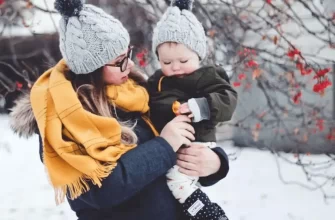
[162,67,172,76]
[184,65,198,74]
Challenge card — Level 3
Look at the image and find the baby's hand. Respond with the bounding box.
[179,103,190,114]
[179,103,193,118]
[172,101,193,118]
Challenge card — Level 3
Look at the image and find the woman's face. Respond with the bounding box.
[102,47,135,85]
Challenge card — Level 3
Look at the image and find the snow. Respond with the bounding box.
[0,115,334,220]
[0,115,75,220]
[2,0,60,37]
[203,145,335,220]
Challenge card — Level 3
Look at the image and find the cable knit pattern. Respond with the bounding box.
[58,4,130,74]
[152,0,207,60]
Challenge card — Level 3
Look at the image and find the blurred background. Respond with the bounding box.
[0,0,334,219]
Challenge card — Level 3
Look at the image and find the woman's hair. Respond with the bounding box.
[65,67,144,145]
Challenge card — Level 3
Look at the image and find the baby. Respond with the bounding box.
[148,0,237,219]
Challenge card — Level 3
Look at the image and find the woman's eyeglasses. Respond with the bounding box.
[105,46,133,72]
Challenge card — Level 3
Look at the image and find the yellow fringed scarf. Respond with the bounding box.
[30,59,157,204]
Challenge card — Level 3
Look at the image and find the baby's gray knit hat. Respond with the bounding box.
[54,0,130,74]
[152,0,207,60]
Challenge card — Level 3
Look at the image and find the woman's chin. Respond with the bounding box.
[121,76,129,82]
[104,76,129,85]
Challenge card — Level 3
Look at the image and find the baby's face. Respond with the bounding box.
[157,43,200,77]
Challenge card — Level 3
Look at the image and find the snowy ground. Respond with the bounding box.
[0,114,334,220]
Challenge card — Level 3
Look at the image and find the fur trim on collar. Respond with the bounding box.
[9,92,38,138]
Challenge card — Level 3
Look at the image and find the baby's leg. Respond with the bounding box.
[166,166,229,220]
[166,141,217,203]
[166,165,199,203]
[166,141,228,219]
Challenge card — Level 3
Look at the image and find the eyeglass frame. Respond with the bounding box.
[105,46,133,72]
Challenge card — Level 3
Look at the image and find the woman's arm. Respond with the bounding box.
[38,135,175,208]
[77,137,176,208]
[74,115,195,208]
[37,115,194,208]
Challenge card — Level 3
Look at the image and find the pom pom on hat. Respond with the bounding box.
[171,0,194,11]
[54,0,84,17]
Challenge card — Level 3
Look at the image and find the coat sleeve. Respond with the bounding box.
[196,67,238,124]
[76,137,176,208]
[198,146,230,186]
[38,135,176,208]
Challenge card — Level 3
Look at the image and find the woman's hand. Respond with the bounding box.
[176,143,221,177]
[160,115,195,152]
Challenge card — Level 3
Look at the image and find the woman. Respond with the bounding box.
[9,0,229,219]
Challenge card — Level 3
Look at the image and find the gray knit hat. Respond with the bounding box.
[54,0,130,74]
[152,0,207,60]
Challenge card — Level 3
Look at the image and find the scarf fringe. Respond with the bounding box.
[54,161,118,205]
